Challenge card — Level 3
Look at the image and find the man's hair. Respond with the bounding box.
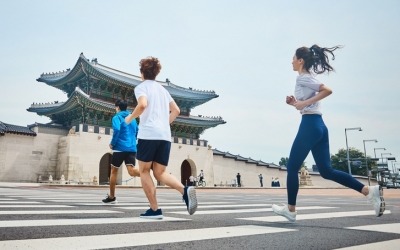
[139,56,162,80]
[115,99,128,111]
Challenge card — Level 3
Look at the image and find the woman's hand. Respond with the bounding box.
[293,100,308,110]
[286,95,296,105]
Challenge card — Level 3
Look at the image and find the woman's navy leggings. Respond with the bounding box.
[286,114,364,206]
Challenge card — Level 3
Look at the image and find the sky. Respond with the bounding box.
[1,0,399,171]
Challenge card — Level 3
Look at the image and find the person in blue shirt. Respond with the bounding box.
[102,99,139,204]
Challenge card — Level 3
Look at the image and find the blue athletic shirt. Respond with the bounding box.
[110,110,138,152]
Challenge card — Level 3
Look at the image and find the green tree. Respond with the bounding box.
[279,157,307,169]
[331,148,377,177]
[279,157,289,166]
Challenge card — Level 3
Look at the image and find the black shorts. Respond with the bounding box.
[111,152,136,168]
[136,139,171,166]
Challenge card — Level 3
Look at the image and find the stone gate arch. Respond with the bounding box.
[99,153,123,185]
[180,159,197,186]
[99,153,112,184]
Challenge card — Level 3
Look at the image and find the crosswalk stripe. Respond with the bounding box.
[0,210,122,215]
[170,206,335,215]
[101,204,270,210]
[346,223,400,234]
[0,201,42,204]
[0,216,189,228]
[238,210,392,222]
[60,201,231,205]
[334,239,400,249]
[0,198,17,201]
[0,205,73,208]
[0,225,296,249]
[29,197,107,200]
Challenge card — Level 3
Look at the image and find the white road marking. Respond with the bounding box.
[346,223,400,234]
[0,225,296,249]
[0,205,73,208]
[171,206,335,215]
[0,209,122,215]
[104,204,270,210]
[0,216,188,228]
[0,201,42,204]
[238,210,392,222]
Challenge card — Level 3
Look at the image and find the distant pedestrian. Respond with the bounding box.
[189,175,195,186]
[102,99,139,204]
[271,177,275,187]
[259,174,263,187]
[125,56,197,219]
[198,170,205,183]
[275,177,280,187]
[271,44,385,223]
[236,173,241,187]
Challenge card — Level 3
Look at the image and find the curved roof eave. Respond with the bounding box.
[27,87,114,116]
[36,54,87,87]
[36,53,219,102]
[27,90,226,128]
[175,115,226,127]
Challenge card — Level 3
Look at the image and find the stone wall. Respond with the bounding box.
[212,155,286,187]
[169,142,214,185]
[0,134,36,182]
[0,123,376,188]
[0,125,66,182]
[54,126,213,186]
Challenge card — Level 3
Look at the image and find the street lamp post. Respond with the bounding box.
[373,148,386,185]
[374,148,386,158]
[394,162,400,173]
[363,139,377,186]
[390,160,397,173]
[381,153,392,164]
[345,127,362,175]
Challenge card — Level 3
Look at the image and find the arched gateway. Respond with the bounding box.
[99,153,112,184]
[98,153,127,185]
[181,159,197,186]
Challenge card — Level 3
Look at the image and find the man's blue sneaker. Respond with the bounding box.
[183,186,198,215]
[140,208,163,219]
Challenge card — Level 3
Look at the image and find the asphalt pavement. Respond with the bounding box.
[0,182,399,249]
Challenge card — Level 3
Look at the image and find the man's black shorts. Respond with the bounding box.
[111,152,136,168]
[136,139,171,166]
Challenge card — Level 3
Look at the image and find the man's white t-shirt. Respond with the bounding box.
[134,80,173,141]
[294,73,323,115]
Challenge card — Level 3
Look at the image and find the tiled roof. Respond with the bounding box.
[37,53,219,107]
[0,122,36,136]
[212,148,273,167]
[28,87,226,128]
[27,122,68,130]
[235,155,248,162]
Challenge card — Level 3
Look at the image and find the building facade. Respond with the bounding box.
[0,54,373,188]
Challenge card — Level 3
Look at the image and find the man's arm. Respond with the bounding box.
[125,96,147,124]
[110,116,121,149]
[169,100,180,124]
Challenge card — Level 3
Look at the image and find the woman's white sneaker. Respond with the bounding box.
[272,204,297,222]
[366,185,385,217]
